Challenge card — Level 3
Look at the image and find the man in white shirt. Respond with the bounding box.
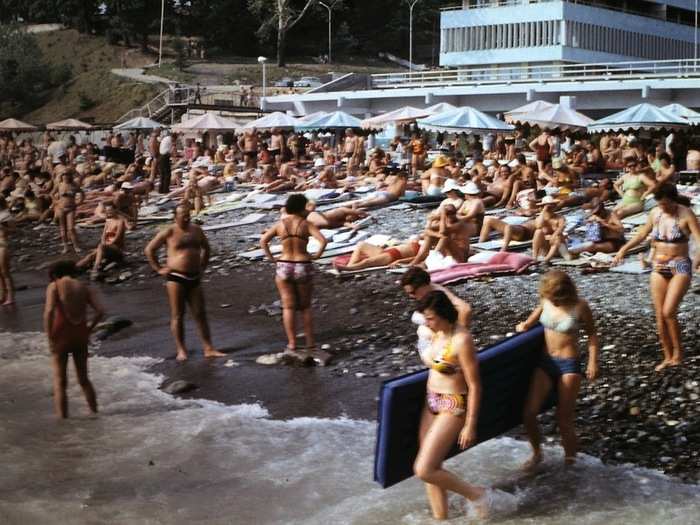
[158,132,174,193]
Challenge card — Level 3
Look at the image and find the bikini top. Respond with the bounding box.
[280,218,309,241]
[622,175,645,193]
[652,211,689,244]
[539,301,579,335]
[430,332,461,375]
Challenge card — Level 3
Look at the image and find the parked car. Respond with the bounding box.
[274,77,294,87]
[294,76,322,88]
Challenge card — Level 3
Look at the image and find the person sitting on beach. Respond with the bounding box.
[481,164,514,208]
[77,202,128,280]
[0,200,15,305]
[350,170,408,209]
[336,238,421,271]
[652,152,676,188]
[144,204,226,362]
[532,196,567,263]
[467,154,488,180]
[306,200,367,229]
[413,290,489,520]
[367,148,387,175]
[516,270,599,470]
[408,204,472,267]
[401,267,472,327]
[478,216,537,252]
[456,182,485,238]
[260,194,328,362]
[613,157,656,219]
[504,155,537,209]
[421,156,450,197]
[612,184,700,371]
[568,203,625,258]
[43,260,105,419]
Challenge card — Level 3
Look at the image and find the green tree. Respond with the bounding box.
[248,0,317,66]
[103,0,170,51]
[0,25,48,116]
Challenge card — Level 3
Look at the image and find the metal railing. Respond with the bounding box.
[371,58,700,90]
[116,87,260,123]
[440,1,688,26]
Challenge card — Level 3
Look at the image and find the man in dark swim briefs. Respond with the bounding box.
[145,204,226,361]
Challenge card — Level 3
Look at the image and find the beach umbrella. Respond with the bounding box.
[504,100,556,119]
[244,111,300,130]
[504,103,594,131]
[295,111,328,124]
[661,103,700,125]
[416,107,514,135]
[0,118,38,132]
[46,118,93,131]
[172,113,241,132]
[114,116,165,131]
[297,110,363,130]
[588,103,689,133]
[361,106,431,130]
[424,102,458,115]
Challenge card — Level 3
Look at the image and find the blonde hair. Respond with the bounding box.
[539,270,578,306]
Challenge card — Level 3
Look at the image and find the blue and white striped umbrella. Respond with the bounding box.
[416,107,513,134]
[588,103,689,133]
[661,103,700,126]
[297,110,363,130]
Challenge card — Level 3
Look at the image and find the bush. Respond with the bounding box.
[50,63,73,86]
[79,92,96,111]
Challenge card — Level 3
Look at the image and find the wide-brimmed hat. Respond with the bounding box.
[121,182,134,190]
[462,181,481,195]
[442,179,464,195]
[432,156,449,168]
[313,157,326,168]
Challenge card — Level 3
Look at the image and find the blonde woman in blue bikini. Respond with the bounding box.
[516,271,599,471]
[414,290,488,520]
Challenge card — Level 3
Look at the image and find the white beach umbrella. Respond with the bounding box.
[244,111,300,130]
[416,107,513,134]
[424,102,458,115]
[296,111,363,130]
[172,113,241,132]
[661,103,700,125]
[114,116,165,131]
[505,103,594,131]
[46,118,93,131]
[361,106,431,130]
[0,118,38,132]
[504,100,557,119]
[588,103,689,133]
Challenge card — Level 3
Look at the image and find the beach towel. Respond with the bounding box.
[430,252,534,285]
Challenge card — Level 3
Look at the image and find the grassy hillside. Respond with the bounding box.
[23,29,160,124]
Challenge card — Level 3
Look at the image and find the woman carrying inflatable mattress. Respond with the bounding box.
[412,290,490,520]
[516,271,600,470]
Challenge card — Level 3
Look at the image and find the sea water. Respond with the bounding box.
[1,332,698,525]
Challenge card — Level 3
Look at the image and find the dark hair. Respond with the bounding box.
[401,266,431,288]
[417,290,458,324]
[654,183,690,207]
[48,260,78,281]
[285,193,308,215]
[516,153,526,164]
[658,152,671,164]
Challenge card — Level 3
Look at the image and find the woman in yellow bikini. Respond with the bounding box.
[613,157,655,219]
[413,290,488,520]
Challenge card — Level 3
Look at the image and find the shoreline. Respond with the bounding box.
[1,205,699,483]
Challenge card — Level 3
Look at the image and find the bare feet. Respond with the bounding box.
[521,451,543,472]
[176,350,188,362]
[204,348,226,358]
[564,455,576,467]
[655,359,672,372]
[471,488,492,520]
[61,245,69,255]
[2,299,15,306]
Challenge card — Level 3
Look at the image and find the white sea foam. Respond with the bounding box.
[0,332,698,524]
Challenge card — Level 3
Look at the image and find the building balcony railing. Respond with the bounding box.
[440,1,691,26]
[370,58,700,90]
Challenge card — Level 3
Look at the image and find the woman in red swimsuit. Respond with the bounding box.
[43,260,104,418]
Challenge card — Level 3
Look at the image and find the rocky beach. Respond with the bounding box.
[2,200,700,487]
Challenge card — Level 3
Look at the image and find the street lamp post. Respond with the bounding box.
[409,0,420,73]
[258,56,268,109]
[319,1,338,64]
[695,0,698,67]
[158,0,165,67]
